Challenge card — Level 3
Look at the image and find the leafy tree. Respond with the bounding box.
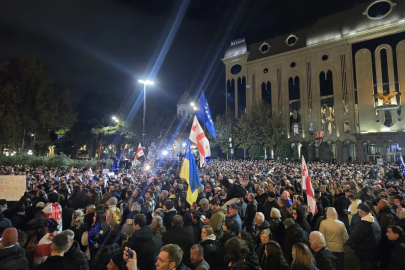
[207,108,235,156]
[275,142,294,159]
[249,145,264,159]
[0,57,77,153]
[235,102,287,151]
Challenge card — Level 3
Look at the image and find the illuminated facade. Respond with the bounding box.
[222,0,405,162]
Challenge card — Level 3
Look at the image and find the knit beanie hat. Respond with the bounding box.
[1,227,18,247]
[358,203,370,213]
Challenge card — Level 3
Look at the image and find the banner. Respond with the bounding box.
[0,175,26,201]
[102,169,109,174]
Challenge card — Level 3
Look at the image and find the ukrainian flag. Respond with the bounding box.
[180,140,202,205]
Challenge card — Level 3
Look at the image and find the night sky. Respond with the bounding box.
[0,0,371,119]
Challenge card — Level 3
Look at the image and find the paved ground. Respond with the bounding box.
[344,245,361,270]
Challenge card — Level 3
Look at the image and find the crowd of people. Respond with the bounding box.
[0,158,405,270]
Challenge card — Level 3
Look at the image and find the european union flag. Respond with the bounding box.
[180,140,201,205]
[196,92,216,138]
[110,151,122,172]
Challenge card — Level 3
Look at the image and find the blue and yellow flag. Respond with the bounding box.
[196,91,216,138]
[180,140,202,205]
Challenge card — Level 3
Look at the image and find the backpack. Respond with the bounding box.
[44,203,62,224]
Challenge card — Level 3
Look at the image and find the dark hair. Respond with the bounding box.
[47,192,59,203]
[145,191,154,197]
[133,214,147,228]
[394,195,403,201]
[265,241,289,269]
[239,231,254,252]
[52,234,68,253]
[103,229,120,246]
[297,196,305,204]
[348,194,355,200]
[225,237,249,263]
[224,218,240,235]
[191,210,201,220]
[209,198,219,206]
[73,186,81,194]
[95,210,110,230]
[388,225,403,236]
[172,215,183,227]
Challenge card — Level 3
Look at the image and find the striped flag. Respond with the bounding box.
[133,143,144,164]
[302,156,317,215]
[180,140,202,205]
[189,116,211,167]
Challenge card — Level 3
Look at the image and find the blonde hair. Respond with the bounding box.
[292,243,315,267]
[203,225,213,235]
[71,209,84,229]
[270,208,281,219]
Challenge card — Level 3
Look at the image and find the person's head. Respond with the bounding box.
[222,218,239,235]
[201,225,213,239]
[297,195,305,205]
[152,215,164,230]
[51,234,68,255]
[357,203,370,218]
[225,237,249,263]
[277,197,286,207]
[47,218,59,233]
[377,199,388,210]
[107,197,118,207]
[381,189,387,197]
[309,231,326,252]
[394,195,403,207]
[283,218,295,229]
[190,244,204,265]
[248,193,255,202]
[254,212,265,226]
[209,198,219,210]
[107,253,124,270]
[292,208,299,221]
[48,192,59,203]
[199,198,209,210]
[60,230,75,250]
[265,241,288,267]
[292,243,315,267]
[228,204,239,216]
[164,200,174,211]
[386,225,403,241]
[260,229,271,244]
[133,214,147,230]
[145,191,153,200]
[191,210,201,224]
[156,244,183,270]
[268,192,276,202]
[0,227,18,248]
[270,207,281,219]
[172,215,183,227]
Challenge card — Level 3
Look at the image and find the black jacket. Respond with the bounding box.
[388,237,405,270]
[33,255,79,270]
[63,240,89,270]
[162,225,195,267]
[124,225,163,270]
[295,206,311,235]
[244,201,257,228]
[283,224,309,263]
[263,199,278,220]
[255,193,267,213]
[349,215,381,259]
[163,209,177,231]
[0,245,28,270]
[269,218,284,246]
[193,219,204,242]
[313,247,336,270]
[200,239,216,269]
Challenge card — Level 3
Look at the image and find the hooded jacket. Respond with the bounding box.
[283,224,309,263]
[162,225,195,267]
[163,208,177,230]
[200,234,216,269]
[0,245,28,270]
[349,213,381,259]
[319,208,349,252]
[124,225,163,270]
[294,206,311,235]
[63,240,89,270]
[313,247,337,270]
[207,206,226,238]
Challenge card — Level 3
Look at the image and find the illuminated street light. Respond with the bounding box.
[182,142,186,147]
[138,79,155,146]
[190,102,195,106]
[193,106,197,111]
[31,134,35,137]
[162,150,168,156]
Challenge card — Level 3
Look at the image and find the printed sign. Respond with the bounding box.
[0,175,26,201]
[103,169,109,174]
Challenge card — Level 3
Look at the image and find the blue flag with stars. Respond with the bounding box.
[196,92,216,138]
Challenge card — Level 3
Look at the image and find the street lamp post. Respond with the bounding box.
[138,80,154,147]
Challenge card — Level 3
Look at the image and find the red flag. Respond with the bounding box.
[133,143,144,164]
[189,116,211,167]
[302,156,317,215]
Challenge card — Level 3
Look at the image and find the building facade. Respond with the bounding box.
[222,0,405,162]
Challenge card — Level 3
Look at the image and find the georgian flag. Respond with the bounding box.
[189,116,211,167]
[88,167,94,177]
[315,131,323,147]
[133,143,144,164]
[302,156,318,215]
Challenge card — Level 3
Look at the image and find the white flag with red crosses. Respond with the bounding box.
[302,156,318,215]
[189,116,211,167]
[315,131,323,147]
